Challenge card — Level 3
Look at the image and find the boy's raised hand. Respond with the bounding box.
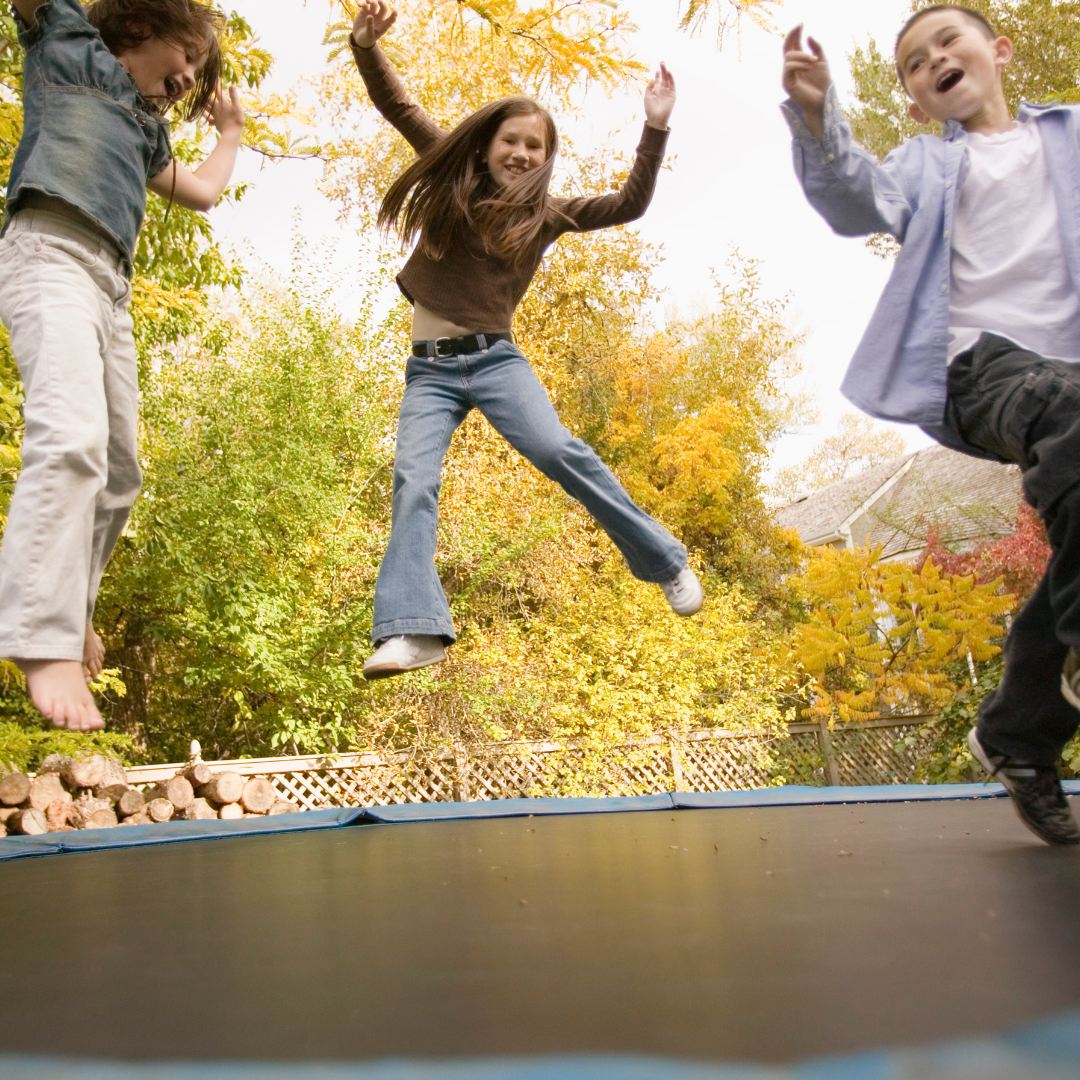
[782,26,831,140]
[352,0,397,48]
[644,62,675,130]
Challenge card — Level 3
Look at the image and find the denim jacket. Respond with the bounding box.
[6,0,173,263]
[782,87,1080,453]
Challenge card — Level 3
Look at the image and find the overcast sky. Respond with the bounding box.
[208,0,930,470]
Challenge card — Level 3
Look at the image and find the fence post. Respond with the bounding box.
[453,745,471,802]
[818,717,841,787]
[669,733,684,792]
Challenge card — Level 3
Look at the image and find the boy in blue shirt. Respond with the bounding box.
[783,4,1080,845]
[0,0,244,732]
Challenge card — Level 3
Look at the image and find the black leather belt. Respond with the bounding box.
[411,332,513,358]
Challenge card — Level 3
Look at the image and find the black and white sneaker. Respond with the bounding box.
[967,727,1080,846]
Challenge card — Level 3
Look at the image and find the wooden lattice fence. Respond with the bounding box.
[122,716,939,812]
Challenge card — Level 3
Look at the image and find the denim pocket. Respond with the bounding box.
[1000,367,1060,459]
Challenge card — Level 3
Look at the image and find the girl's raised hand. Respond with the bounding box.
[782,26,831,137]
[205,83,245,139]
[352,0,398,48]
[644,62,675,130]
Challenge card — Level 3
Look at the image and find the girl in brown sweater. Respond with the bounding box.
[353,0,702,679]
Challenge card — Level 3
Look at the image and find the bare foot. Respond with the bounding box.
[83,623,105,680]
[17,659,104,731]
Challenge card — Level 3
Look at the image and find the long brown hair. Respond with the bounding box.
[378,97,560,264]
[86,0,225,120]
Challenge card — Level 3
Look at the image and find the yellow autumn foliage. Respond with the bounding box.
[788,545,1013,725]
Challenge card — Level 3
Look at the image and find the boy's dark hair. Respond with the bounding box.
[86,0,225,120]
[895,4,996,56]
[378,97,561,266]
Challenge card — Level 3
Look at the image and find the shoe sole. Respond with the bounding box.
[672,596,704,617]
[363,650,447,681]
[967,727,1080,846]
[666,587,704,617]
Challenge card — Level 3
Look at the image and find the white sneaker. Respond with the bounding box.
[659,567,703,616]
[363,635,447,680]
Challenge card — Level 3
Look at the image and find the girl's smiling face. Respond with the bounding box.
[484,113,548,188]
[116,34,208,108]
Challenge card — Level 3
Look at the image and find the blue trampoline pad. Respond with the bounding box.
[8,781,1080,863]
[1,1006,1080,1078]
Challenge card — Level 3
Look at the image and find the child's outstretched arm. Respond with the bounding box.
[781,26,914,240]
[349,0,444,153]
[550,64,673,236]
[146,84,245,213]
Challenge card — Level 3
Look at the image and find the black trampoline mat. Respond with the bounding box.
[2,797,1079,1064]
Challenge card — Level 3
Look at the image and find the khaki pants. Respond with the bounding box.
[0,209,139,661]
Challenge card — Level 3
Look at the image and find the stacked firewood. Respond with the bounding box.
[0,755,299,836]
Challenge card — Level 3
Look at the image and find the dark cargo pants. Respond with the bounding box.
[946,333,1080,765]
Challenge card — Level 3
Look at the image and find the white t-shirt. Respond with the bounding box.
[948,120,1080,362]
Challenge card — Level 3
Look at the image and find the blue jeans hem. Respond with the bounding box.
[633,555,687,585]
[372,618,456,648]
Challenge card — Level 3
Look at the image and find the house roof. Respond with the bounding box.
[775,454,914,545]
[775,446,1022,557]
[864,445,1022,558]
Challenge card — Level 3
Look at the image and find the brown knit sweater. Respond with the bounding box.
[351,41,670,333]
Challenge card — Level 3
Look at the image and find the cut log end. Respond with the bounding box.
[200,771,244,806]
[217,802,243,820]
[183,798,218,821]
[147,798,175,823]
[183,763,213,789]
[240,777,277,814]
[83,807,118,830]
[117,789,147,818]
[28,773,70,813]
[0,771,31,807]
[268,801,300,815]
[7,808,48,835]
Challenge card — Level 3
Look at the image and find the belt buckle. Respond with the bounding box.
[433,336,453,358]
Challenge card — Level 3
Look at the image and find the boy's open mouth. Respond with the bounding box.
[936,69,964,93]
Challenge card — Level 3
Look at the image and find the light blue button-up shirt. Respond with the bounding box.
[782,87,1080,455]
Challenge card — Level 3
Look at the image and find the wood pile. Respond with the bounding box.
[0,753,299,836]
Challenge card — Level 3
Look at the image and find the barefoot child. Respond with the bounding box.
[783,6,1080,844]
[0,0,245,730]
[350,0,702,680]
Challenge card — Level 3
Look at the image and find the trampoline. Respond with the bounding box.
[2,783,1080,1079]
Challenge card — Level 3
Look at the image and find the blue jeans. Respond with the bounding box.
[372,340,687,645]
